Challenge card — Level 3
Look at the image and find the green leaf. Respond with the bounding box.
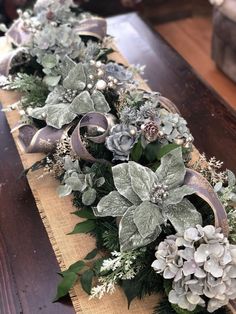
[30,106,47,120]
[95,191,131,217]
[70,91,94,114]
[156,143,180,160]
[163,198,202,235]
[133,201,163,239]
[119,206,157,251]
[68,220,96,235]
[80,269,94,294]
[61,56,77,78]
[42,54,58,69]
[93,258,106,275]
[54,272,78,301]
[63,63,86,90]
[95,177,105,187]
[82,188,97,206]
[144,142,161,162]
[122,279,142,308]
[128,161,157,202]
[84,249,98,260]
[46,103,76,129]
[130,139,143,162]
[227,170,236,187]
[92,90,110,113]
[61,260,85,276]
[163,185,195,206]
[155,147,186,189]
[112,163,141,205]
[43,75,61,87]
[72,209,96,220]
[65,175,85,192]
[57,184,72,197]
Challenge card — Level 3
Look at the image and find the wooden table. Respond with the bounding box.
[0,13,236,314]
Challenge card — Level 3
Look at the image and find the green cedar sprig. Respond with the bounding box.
[7,73,49,110]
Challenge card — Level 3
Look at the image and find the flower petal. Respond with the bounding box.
[96,191,131,217]
[128,161,157,201]
[112,163,141,205]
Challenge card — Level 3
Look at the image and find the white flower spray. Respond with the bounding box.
[90,250,144,299]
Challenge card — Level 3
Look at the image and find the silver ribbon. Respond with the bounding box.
[185,169,229,236]
[71,112,109,161]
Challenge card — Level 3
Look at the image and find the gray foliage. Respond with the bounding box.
[57,156,105,206]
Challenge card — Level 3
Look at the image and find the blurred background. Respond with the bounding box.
[0,0,235,109]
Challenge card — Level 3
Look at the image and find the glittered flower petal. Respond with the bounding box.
[112,163,141,205]
[96,191,131,217]
[128,161,157,201]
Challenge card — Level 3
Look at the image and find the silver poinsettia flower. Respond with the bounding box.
[152,224,236,313]
[94,147,201,251]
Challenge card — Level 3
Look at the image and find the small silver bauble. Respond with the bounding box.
[26,106,33,115]
[96,80,107,90]
[141,124,145,131]
[87,83,93,89]
[108,82,114,88]
[19,110,26,116]
[184,142,192,149]
[89,74,94,80]
[97,69,104,77]
[174,138,184,145]
[113,78,118,84]
[129,128,136,136]
[96,61,102,68]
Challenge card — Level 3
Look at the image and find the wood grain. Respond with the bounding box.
[0,228,22,314]
[141,0,212,24]
[0,103,75,314]
[156,17,236,110]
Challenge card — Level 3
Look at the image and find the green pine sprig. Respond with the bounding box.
[7,73,49,110]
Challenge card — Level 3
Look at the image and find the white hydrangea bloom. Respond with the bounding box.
[152,225,236,312]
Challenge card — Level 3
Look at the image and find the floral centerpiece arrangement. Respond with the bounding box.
[1,1,236,314]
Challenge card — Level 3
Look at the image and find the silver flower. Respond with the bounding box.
[105,124,139,161]
[152,225,236,312]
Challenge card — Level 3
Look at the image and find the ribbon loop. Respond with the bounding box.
[185,168,229,236]
[74,17,107,41]
[71,112,109,161]
[15,124,66,153]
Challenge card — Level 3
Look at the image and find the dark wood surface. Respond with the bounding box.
[0,12,236,314]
